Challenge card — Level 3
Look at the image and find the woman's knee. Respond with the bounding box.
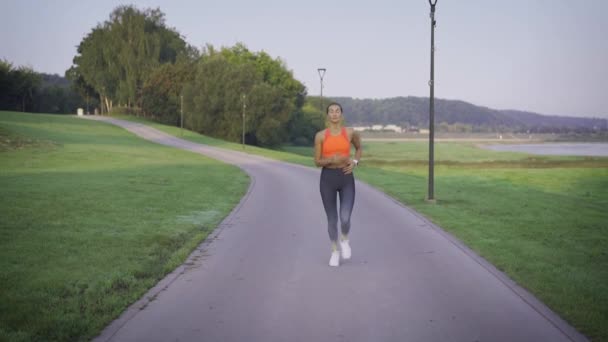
[339,212,351,227]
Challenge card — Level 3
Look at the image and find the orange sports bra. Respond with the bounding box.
[322,127,350,157]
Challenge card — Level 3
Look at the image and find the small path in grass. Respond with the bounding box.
[88,116,587,342]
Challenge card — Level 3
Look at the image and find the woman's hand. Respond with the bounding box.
[342,159,355,174]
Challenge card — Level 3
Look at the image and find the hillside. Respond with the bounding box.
[321,96,607,133]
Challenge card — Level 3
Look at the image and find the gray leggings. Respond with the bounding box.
[320,168,356,242]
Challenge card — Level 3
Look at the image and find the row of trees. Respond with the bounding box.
[67,5,323,146]
[1,60,88,114]
[1,60,41,112]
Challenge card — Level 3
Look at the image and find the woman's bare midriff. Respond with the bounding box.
[324,161,350,169]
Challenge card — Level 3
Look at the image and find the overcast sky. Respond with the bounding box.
[1,0,607,118]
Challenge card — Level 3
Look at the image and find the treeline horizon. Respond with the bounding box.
[3,63,606,137]
[0,61,89,114]
[323,96,608,134]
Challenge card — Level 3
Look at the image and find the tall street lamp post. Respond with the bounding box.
[180,95,184,136]
[318,68,326,113]
[241,94,246,148]
[427,0,438,202]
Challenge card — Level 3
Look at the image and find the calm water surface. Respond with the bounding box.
[482,143,608,157]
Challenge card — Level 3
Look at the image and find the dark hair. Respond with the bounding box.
[326,102,343,114]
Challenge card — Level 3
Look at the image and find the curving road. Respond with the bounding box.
[88,117,587,342]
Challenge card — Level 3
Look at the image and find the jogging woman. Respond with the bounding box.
[314,102,362,267]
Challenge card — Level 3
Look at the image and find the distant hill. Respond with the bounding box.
[321,96,607,133]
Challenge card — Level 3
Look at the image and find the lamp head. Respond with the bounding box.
[317,68,326,78]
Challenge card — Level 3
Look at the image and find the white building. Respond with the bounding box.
[384,124,403,133]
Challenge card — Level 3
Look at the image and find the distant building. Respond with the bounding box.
[352,124,405,133]
[419,129,430,134]
[384,124,403,133]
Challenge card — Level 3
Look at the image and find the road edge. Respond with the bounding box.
[91,167,257,342]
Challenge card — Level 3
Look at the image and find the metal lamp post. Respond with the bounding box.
[241,94,247,148]
[318,68,326,113]
[427,0,437,202]
[180,95,184,136]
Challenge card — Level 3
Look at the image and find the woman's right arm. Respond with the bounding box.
[314,132,334,167]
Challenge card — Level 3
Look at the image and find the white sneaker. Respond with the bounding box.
[340,240,351,260]
[329,251,340,267]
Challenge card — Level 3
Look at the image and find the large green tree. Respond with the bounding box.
[183,44,307,146]
[183,53,258,141]
[140,47,199,124]
[68,6,189,114]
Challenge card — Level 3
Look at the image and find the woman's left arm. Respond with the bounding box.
[343,129,363,174]
[352,130,362,162]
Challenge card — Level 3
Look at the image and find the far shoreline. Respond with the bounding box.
[360,131,608,143]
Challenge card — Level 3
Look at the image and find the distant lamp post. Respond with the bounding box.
[241,93,247,148]
[180,95,184,136]
[318,68,326,113]
[427,0,438,202]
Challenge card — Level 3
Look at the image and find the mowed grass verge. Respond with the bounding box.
[0,111,249,341]
[119,116,607,341]
[111,114,315,167]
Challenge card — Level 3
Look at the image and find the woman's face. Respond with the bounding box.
[327,105,342,124]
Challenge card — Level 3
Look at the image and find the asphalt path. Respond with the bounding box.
[87,116,587,342]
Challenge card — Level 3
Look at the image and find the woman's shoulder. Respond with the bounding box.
[345,127,360,141]
[314,129,326,142]
[345,127,356,136]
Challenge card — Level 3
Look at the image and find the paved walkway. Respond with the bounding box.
[88,117,587,342]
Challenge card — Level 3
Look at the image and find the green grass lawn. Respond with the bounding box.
[0,111,249,341]
[124,116,606,341]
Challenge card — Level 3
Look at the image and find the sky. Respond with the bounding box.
[1,0,607,118]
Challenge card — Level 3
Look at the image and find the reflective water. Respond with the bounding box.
[482,143,608,157]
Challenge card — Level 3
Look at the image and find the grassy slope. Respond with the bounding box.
[0,112,249,341]
[111,114,315,166]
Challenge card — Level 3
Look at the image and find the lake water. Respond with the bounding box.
[482,143,608,157]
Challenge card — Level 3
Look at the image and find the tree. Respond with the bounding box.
[183,44,306,146]
[141,58,195,125]
[183,53,258,140]
[71,26,115,113]
[287,102,326,146]
[69,5,189,114]
[0,60,41,112]
[65,66,98,114]
[0,59,15,109]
